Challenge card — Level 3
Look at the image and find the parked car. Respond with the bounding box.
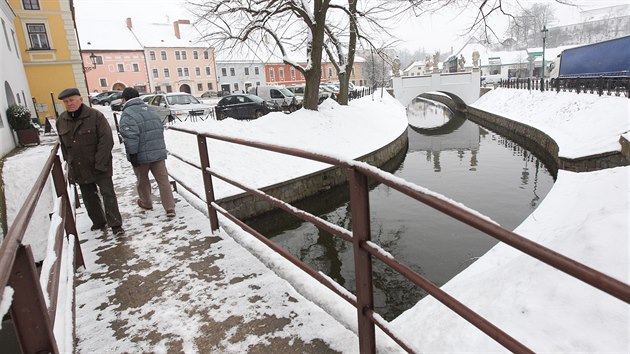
[248,85,302,112]
[215,94,278,120]
[287,84,331,104]
[111,94,155,112]
[147,92,212,124]
[91,91,122,105]
[200,90,218,98]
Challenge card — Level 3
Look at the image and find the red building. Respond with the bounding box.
[264,62,329,86]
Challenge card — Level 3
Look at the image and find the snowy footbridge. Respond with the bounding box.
[391,70,482,109]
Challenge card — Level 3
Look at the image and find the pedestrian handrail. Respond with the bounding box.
[0,143,83,354]
[496,76,630,98]
[167,125,630,353]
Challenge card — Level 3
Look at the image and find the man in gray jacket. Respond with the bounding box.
[119,88,176,217]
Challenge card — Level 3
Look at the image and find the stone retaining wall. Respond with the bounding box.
[467,106,629,174]
[217,129,409,220]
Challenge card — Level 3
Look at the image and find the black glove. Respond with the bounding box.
[129,154,139,167]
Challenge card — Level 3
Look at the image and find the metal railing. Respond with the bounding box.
[497,76,630,97]
[167,126,630,353]
[0,143,83,354]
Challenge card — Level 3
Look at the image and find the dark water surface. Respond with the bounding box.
[246,99,555,321]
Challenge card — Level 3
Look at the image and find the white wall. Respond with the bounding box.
[1,1,35,158]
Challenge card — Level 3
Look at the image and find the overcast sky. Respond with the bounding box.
[73,0,629,53]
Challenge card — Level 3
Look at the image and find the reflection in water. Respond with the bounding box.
[247,99,555,321]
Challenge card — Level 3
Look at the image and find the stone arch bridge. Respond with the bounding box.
[392,70,481,111]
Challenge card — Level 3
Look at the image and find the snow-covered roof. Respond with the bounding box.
[129,19,209,49]
[76,18,142,51]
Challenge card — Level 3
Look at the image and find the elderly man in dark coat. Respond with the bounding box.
[119,87,176,217]
[56,88,124,236]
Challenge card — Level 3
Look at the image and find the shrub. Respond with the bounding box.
[6,104,33,130]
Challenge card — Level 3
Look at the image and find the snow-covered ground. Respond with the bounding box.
[1,88,628,352]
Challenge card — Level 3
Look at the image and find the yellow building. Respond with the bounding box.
[9,0,86,123]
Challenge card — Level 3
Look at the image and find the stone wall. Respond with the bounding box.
[217,130,409,220]
[467,106,629,175]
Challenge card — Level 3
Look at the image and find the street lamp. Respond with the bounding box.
[541,25,548,80]
[84,52,98,72]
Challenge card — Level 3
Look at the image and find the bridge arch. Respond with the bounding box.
[392,71,481,108]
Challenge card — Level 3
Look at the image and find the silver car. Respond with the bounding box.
[147,93,213,124]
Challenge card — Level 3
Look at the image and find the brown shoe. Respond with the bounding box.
[137,199,153,210]
[166,209,176,217]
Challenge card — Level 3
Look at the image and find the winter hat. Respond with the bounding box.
[58,88,81,99]
[122,87,140,101]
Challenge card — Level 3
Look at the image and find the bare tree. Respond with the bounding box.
[188,0,570,110]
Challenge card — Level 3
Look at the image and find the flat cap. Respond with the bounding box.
[58,88,81,100]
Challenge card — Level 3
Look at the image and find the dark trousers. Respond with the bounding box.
[79,176,122,228]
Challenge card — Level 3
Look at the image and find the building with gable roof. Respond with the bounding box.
[126,18,217,95]
[77,17,149,94]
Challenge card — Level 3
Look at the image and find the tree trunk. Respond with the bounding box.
[302,1,330,111]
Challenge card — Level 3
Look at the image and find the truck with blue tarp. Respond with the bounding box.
[549,36,630,93]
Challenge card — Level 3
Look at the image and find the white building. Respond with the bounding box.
[1,0,35,157]
[215,59,266,94]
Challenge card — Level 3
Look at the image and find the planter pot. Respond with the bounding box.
[16,127,40,147]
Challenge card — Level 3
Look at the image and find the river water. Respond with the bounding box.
[246,98,555,321]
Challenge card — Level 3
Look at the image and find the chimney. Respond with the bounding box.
[173,19,190,39]
[126,17,133,29]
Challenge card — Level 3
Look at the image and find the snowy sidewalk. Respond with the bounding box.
[73,138,361,352]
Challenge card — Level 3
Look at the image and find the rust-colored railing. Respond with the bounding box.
[168,126,630,353]
[0,143,83,354]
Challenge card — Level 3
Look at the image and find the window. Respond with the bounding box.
[244,67,249,76]
[22,0,39,10]
[93,55,103,65]
[290,68,295,80]
[149,51,156,60]
[160,51,167,60]
[154,86,161,92]
[204,51,208,59]
[183,68,189,76]
[207,82,213,90]
[1,19,10,51]
[132,63,139,72]
[163,68,170,77]
[181,51,187,60]
[100,78,107,87]
[221,68,227,76]
[205,66,211,75]
[26,23,49,50]
[269,68,275,81]
[328,67,333,78]
[230,68,235,76]
[197,83,203,91]
[193,51,198,59]
[11,30,19,58]
[279,68,284,80]
[165,85,172,93]
[175,51,181,60]
[177,68,183,77]
[117,63,125,72]
[254,67,259,75]
[152,68,159,78]
[195,67,201,76]
[234,83,239,91]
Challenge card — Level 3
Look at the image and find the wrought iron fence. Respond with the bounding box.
[0,143,83,354]
[497,77,630,98]
[166,126,630,353]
